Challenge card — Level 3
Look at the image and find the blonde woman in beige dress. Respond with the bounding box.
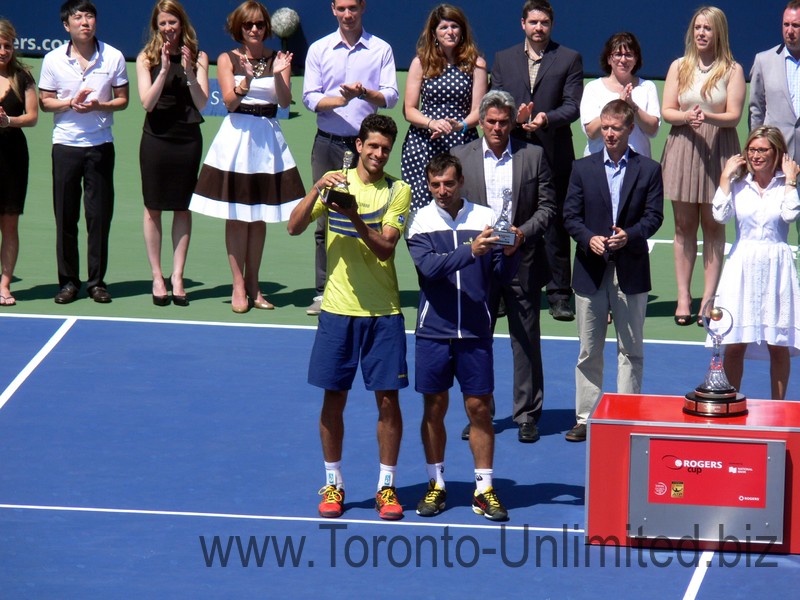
[660,6,745,326]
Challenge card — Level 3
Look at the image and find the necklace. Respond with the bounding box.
[697,61,715,74]
[243,47,268,78]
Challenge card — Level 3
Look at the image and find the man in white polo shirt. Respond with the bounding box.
[38,0,128,304]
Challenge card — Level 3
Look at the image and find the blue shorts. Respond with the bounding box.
[414,337,494,396]
[308,312,409,391]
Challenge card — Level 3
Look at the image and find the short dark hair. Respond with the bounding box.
[61,0,97,22]
[226,1,272,43]
[522,0,553,22]
[358,114,398,145]
[600,32,643,75]
[426,154,463,181]
[786,1,800,12]
[601,99,635,127]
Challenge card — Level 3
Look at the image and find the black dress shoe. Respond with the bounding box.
[518,422,540,443]
[152,294,170,306]
[54,283,78,304]
[172,294,189,307]
[88,286,112,303]
[461,423,470,441]
[549,299,575,321]
[565,423,587,442]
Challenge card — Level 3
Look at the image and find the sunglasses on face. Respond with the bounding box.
[243,21,266,30]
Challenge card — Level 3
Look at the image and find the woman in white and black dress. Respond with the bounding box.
[190,0,304,313]
[137,0,208,307]
[712,127,800,399]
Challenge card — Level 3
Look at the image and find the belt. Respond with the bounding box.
[317,129,358,145]
[234,103,277,118]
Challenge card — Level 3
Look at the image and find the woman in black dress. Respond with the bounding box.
[0,19,38,307]
[136,0,208,306]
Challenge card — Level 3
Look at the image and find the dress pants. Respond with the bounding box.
[574,262,647,424]
[52,142,115,290]
[489,277,544,425]
[545,173,573,305]
[310,133,358,295]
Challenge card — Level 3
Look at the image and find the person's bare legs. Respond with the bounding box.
[722,343,746,392]
[375,390,402,467]
[170,210,191,297]
[143,208,167,297]
[244,221,268,305]
[0,214,20,301]
[225,220,248,310]
[320,389,348,462]
[465,393,494,469]
[672,201,699,319]
[421,392,449,464]
[768,344,790,400]
[699,203,725,315]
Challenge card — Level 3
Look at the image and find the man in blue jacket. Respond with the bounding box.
[562,100,663,442]
[406,154,521,521]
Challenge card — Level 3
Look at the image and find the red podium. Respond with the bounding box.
[586,393,800,553]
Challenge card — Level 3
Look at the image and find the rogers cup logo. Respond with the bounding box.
[653,481,668,496]
[662,454,723,474]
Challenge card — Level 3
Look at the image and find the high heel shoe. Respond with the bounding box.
[252,297,274,310]
[153,277,169,306]
[172,294,189,307]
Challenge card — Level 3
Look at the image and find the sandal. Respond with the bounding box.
[0,295,16,306]
[673,314,693,326]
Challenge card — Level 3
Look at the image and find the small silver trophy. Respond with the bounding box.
[325,150,356,209]
[683,298,747,417]
[493,188,517,246]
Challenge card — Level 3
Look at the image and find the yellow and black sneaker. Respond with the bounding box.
[472,487,508,521]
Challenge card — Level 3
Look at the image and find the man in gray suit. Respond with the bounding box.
[751,1,800,240]
[750,1,800,160]
[451,91,556,443]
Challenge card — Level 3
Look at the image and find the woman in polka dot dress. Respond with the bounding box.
[401,4,487,213]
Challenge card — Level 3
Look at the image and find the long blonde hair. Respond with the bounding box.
[416,4,480,79]
[677,6,736,100]
[0,19,32,101]
[140,0,200,70]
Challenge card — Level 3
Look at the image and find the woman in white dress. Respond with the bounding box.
[712,126,800,399]
[190,1,304,313]
[580,32,660,157]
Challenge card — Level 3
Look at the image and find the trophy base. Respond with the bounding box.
[326,189,356,209]
[683,391,748,418]
[494,230,517,246]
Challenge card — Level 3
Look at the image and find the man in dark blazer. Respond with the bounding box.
[491,0,583,322]
[452,90,556,443]
[562,100,663,442]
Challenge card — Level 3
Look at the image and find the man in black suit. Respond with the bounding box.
[491,0,582,321]
[562,100,663,442]
[452,90,556,443]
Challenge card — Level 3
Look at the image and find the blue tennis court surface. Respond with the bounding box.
[1,315,798,598]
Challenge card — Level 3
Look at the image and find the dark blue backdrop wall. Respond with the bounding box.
[2,1,780,79]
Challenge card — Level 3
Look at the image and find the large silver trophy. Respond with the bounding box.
[493,188,517,246]
[683,298,747,417]
[325,150,356,209]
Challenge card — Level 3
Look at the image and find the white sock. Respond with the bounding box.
[426,462,445,489]
[324,461,343,489]
[475,468,493,493]
[378,463,396,490]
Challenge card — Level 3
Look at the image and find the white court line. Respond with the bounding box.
[0,503,582,534]
[0,317,77,412]
[683,551,715,600]
[0,313,705,347]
